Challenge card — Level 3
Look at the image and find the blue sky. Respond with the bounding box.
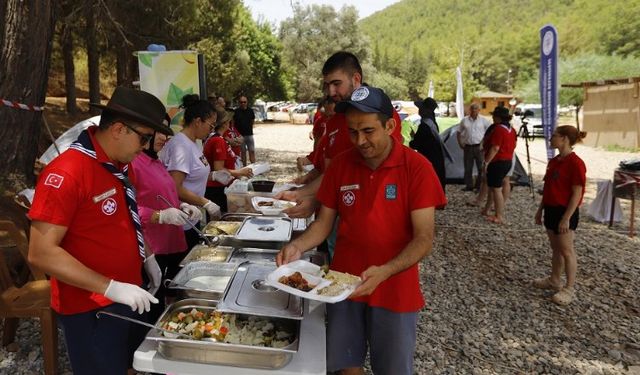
[244,0,401,27]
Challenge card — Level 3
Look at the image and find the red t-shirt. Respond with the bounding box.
[28,126,143,315]
[224,125,242,157]
[486,124,516,162]
[317,138,447,312]
[542,152,587,206]
[312,113,328,141]
[311,134,328,173]
[203,134,236,187]
[325,109,403,160]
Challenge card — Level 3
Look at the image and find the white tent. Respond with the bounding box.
[39,116,100,164]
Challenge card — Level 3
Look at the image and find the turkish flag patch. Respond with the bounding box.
[44,173,64,189]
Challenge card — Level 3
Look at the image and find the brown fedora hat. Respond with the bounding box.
[90,87,173,135]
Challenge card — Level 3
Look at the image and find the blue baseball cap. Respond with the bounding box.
[335,86,394,118]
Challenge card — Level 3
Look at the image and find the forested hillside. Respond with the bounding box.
[359,0,640,102]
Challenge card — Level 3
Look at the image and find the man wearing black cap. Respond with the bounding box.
[28,87,172,374]
[277,86,446,375]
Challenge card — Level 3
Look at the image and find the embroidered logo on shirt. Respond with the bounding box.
[342,191,356,206]
[340,184,360,191]
[385,184,397,200]
[101,198,117,215]
[44,173,64,189]
[92,188,117,203]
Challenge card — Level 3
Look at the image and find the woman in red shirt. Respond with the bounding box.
[533,125,587,306]
[203,108,253,212]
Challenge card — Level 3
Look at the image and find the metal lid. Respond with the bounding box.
[235,217,292,242]
[217,262,304,320]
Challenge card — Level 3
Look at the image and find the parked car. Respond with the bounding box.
[516,104,544,138]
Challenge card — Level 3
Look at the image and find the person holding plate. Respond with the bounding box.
[277,86,446,375]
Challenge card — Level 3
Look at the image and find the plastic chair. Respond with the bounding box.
[0,220,57,374]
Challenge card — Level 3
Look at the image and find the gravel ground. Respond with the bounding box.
[2,123,639,374]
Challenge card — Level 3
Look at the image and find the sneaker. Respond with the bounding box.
[532,277,562,292]
[552,287,575,305]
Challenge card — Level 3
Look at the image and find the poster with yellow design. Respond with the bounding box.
[138,50,202,131]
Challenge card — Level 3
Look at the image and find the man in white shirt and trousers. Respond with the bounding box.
[456,103,491,191]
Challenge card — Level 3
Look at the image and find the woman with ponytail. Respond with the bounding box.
[533,125,587,305]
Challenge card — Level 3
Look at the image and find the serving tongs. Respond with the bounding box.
[96,310,193,340]
[156,194,217,248]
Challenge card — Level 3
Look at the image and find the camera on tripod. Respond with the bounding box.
[517,109,541,140]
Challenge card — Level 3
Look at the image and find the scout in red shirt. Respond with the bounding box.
[203,107,253,211]
[482,106,517,224]
[533,125,587,306]
[28,87,171,374]
[277,86,446,375]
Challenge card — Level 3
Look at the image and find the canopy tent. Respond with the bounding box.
[39,116,100,164]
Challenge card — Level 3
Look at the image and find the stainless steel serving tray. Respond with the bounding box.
[166,262,237,300]
[227,248,327,266]
[179,245,233,267]
[146,299,300,369]
[234,216,293,243]
[202,221,242,238]
[217,262,304,320]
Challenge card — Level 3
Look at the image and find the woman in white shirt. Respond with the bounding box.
[160,94,224,249]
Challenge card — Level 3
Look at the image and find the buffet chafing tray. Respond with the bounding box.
[167,262,237,300]
[227,248,327,266]
[217,262,304,320]
[146,299,300,369]
[235,216,292,242]
[179,245,234,267]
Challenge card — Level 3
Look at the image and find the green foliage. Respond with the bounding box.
[278,4,369,101]
[359,0,640,102]
[516,53,640,105]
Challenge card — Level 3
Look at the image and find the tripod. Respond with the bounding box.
[518,116,535,198]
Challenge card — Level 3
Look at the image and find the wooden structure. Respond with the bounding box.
[470,91,516,116]
[563,77,640,148]
[0,220,57,374]
[609,169,640,237]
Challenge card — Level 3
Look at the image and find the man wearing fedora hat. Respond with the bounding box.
[28,87,173,374]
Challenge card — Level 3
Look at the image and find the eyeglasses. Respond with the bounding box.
[122,122,154,145]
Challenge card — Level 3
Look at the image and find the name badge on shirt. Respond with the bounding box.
[92,188,117,203]
[385,184,397,200]
[199,155,209,167]
[340,184,360,192]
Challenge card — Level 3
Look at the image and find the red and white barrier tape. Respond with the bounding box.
[0,98,44,112]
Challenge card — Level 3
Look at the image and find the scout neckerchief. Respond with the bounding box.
[69,129,146,259]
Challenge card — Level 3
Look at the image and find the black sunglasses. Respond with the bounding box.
[122,122,154,145]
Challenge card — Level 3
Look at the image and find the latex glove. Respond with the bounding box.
[158,207,188,225]
[211,170,233,185]
[143,254,162,295]
[104,280,159,314]
[203,200,221,219]
[179,202,202,222]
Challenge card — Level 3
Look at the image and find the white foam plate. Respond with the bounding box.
[265,260,359,304]
[251,196,297,216]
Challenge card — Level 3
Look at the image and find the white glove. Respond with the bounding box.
[158,207,188,225]
[104,280,159,314]
[211,170,233,185]
[203,200,221,219]
[143,254,162,295]
[179,202,202,221]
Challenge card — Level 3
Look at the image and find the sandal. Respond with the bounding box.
[486,216,506,224]
[552,287,575,306]
[532,277,562,291]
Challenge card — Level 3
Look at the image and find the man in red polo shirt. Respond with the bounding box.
[28,87,171,374]
[277,86,446,375]
[279,51,403,218]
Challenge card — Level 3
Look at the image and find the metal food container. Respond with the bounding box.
[179,245,233,266]
[217,262,304,320]
[166,262,238,300]
[227,248,327,266]
[202,221,242,237]
[235,216,293,242]
[146,299,300,369]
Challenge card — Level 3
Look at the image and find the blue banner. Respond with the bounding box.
[539,24,558,160]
